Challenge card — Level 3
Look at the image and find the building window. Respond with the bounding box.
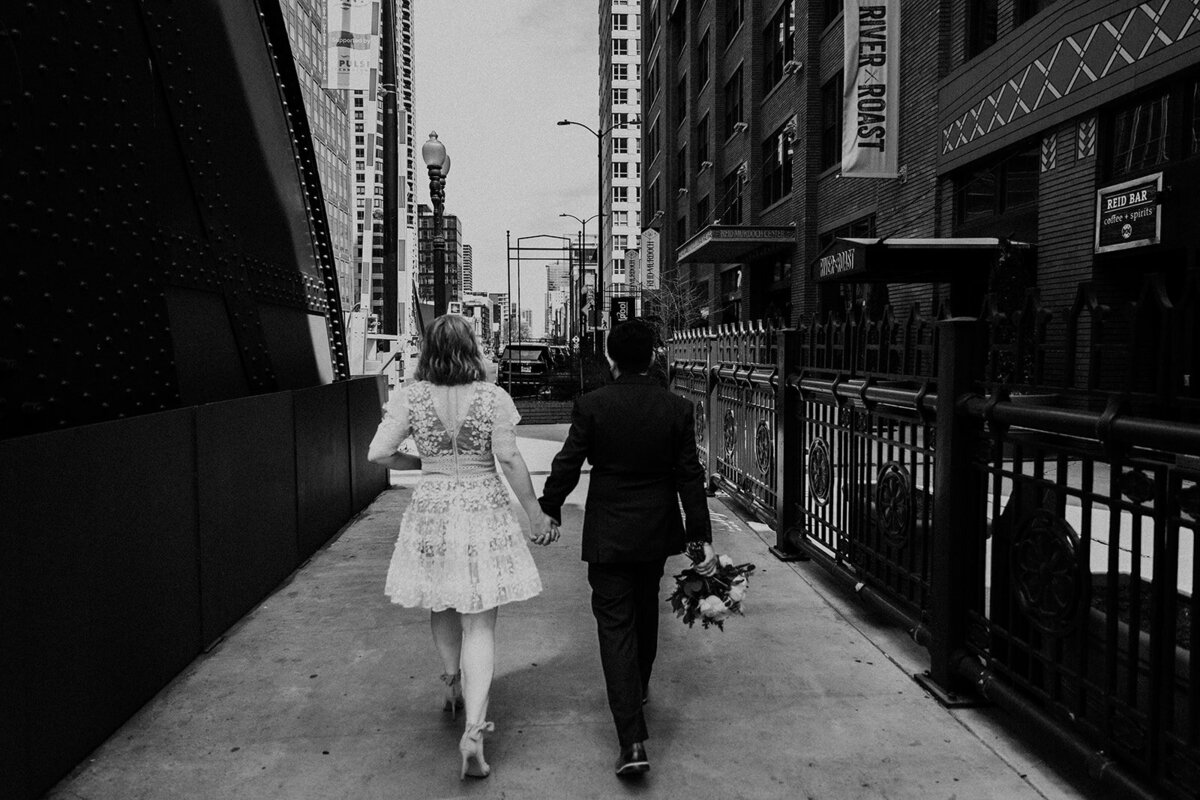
[355,123,364,132]
[614,87,629,106]
[967,0,998,59]
[676,145,688,190]
[724,0,744,44]
[648,59,660,103]
[697,31,710,88]
[820,73,844,171]
[647,178,661,220]
[696,114,709,167]
[646,1,661,47]
[1110,92,1170,176]
[614,38,628,56]
[646,118,661,164]
[614,136,629,154]
[614,161,630,179]
[675,76,687,127]
[613,257,627,277]
[1192,81,1200,154]
[614,13,628,30]
[696,194,710,227]
[614,185,629,203]
[823,0,843,26]
[613,112,629,128]
[614,210,629,226]
[955,143,1038,225]
[720,167,742,224]
[670,2,687,58]
[677,215,689,243]
[614,62,628,81]
[614,235,629,250]
[817,215,875,251]
[762,1,795,94]
[723,66,743,139]
[762,123,794,207]
[1016,0,1060,24]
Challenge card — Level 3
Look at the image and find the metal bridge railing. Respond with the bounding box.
[668,277,1199,799]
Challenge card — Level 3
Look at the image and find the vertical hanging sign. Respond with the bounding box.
[325,0,379,90]
[842,0,900,178]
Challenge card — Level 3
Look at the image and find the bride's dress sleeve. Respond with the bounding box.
[490,386,522,460]
[367,385,412,461]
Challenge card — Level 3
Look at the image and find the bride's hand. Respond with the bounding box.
[530,512,560,546]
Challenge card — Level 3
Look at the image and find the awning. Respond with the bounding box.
[677,224,796,264]
[811,237,1034,283]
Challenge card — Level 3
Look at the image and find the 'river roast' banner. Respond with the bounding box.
[842,0,900,178]
[325,0,379,90]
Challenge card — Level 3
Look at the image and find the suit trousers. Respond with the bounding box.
[587,558,666,747]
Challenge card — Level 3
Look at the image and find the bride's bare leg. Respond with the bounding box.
[430,609,463,675]
[460,607,498,725]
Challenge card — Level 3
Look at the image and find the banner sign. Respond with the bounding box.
[641,228,660,289]
[611,296,635,325]
[325,0,379,90]
[1095,173,1162,254]
[842,0,900,178]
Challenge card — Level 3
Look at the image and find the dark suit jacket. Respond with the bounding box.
[539,374,712,563]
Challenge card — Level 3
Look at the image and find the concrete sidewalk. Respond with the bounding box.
[48,424,1094,800]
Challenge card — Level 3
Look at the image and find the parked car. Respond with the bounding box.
[496,343,576,398]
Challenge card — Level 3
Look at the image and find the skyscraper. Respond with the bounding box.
[462,244,473,293]
[417,204,463,306]
[279,0,354,305]
[349,0,417,334]
[599,1,642,325]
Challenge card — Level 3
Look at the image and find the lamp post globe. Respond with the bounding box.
[421,131,446,171]
[422,132,450,316]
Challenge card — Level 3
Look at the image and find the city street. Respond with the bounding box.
[45,426,1094,800]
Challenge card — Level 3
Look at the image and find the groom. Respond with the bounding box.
[538,319,716,777]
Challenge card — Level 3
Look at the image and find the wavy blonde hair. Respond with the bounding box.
[413,314,487,385]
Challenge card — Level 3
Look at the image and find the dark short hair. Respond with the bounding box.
[607,319,655,372]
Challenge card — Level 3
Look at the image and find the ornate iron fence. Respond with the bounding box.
[668,321,779,524]
[711,322,780,524]
[668,327,714,476]
[787,303,940,623]
[672,276,1198,799]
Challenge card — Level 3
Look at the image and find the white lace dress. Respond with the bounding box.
[369,380,543,613]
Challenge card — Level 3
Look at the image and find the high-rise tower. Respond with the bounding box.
[599,1,642,324]
[279,0,354,305]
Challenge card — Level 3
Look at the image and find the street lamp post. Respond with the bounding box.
[558,212,599,345]
[421,132,451,316]
[556,120,608,340]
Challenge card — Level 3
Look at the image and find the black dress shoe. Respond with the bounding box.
[615,742,650,776]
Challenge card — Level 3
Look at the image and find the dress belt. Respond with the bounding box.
[422,454,495,477]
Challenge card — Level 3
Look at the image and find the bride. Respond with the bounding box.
[368,314,558,779]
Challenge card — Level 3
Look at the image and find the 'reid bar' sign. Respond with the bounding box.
[842,0,900,178]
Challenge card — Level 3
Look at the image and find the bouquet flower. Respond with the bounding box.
[667,553,756,631]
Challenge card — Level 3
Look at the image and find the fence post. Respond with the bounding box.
[705,330,719,494]
[917,317,986,704]
[771,329,808,560]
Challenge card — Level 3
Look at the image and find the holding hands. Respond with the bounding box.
[529,511,560,546]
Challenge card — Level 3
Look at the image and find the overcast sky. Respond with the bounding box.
[413,0,600,330]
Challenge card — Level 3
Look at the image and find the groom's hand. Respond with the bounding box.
[531,513,560,546]
[692,542,718,576]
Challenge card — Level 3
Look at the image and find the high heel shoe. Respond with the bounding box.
[459,721,494,779]
[440,671,464,719]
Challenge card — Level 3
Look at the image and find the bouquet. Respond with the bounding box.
[667,549,756,631]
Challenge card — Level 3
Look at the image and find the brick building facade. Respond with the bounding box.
[642,0,1200,351]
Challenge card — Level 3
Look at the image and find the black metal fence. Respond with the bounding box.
[668,278,1199,799]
